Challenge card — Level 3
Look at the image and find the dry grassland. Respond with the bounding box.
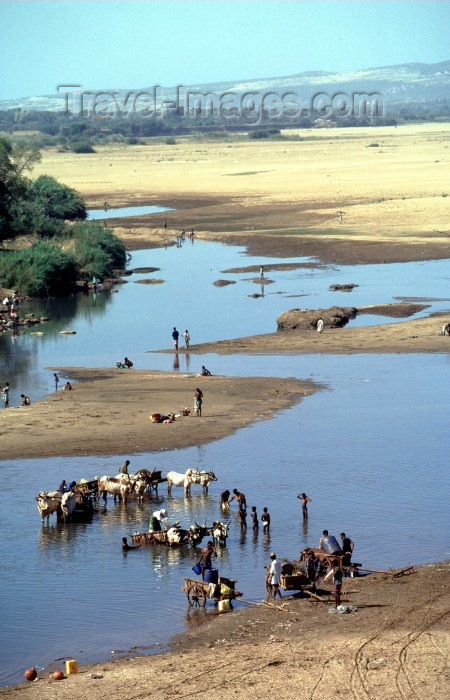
[34,123,450,261]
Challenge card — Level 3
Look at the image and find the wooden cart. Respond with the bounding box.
[182,576,242,607]
[135,469,166,493]
[300,548,358,571]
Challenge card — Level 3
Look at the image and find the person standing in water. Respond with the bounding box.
[172,327,179,351]
[297,492,311,519]
[54,373,59,391]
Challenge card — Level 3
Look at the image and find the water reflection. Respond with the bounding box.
[173,353,180,370]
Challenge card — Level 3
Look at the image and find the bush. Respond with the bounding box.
[71,221,126,278]
[0,241,77,296]
[29,175,87,220]
[69,140,96,153]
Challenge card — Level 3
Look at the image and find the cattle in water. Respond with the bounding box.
[36,491,62,523]
[186,468,218,493]
[61,491,78,522]
[166,526,190,546]
[167,470,193,495]
[97,475,132,503]
[188,523,210,546]
[212,521,230,546]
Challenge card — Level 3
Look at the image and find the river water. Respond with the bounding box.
[1,236,449,685]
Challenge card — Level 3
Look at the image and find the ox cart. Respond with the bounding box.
[299,548,361,574]
[135,469,166,493]
[132,531,171,545]
[182,576,242,607]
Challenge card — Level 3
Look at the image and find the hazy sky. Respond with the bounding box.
[1,1,449,99]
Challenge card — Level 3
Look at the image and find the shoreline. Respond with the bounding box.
[3,561,448,699]
[0,369,316,460]
[168,312,450,356]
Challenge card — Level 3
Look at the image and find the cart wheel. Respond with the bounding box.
[187,584,207,607]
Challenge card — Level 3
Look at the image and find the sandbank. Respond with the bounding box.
[178,313,450,356]
[0,369,315,460]
[33,123,450,266]
[3,562,448,699]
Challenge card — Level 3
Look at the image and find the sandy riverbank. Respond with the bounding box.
[33,123,450,265]
[3,562,449,700]
[0,369,315,460]
[173,313,450,356]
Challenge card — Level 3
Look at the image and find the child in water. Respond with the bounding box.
[261,507,270,532]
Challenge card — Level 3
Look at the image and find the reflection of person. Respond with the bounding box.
[297,492,311,519]
[122,537,140,551]
[269,552,282,599]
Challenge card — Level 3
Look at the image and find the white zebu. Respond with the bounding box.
[61,491,78,522]
[186,468,218,493]
[127,474,148,502]
[97,475,132,503]
[36,491,62,523]
[166,470,193,495]
[211,521,230,546]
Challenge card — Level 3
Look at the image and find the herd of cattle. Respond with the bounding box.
[34,467,228,546]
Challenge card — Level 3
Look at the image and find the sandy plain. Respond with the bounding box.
[33,123,450,263]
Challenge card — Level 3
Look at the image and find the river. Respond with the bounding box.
[0,235,449,685]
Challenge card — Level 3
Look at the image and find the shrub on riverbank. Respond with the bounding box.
[71,222,127,278]
[0,241,77,296]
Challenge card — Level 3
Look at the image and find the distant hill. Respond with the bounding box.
[1,60,449,113]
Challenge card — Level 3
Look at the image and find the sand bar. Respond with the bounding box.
[175,313,450,356]
[0,369,315,460]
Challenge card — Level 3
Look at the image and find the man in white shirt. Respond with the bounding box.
[269,552,282,599]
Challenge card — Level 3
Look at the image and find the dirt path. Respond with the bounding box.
[4,563,449,699]
[0,369,315,460]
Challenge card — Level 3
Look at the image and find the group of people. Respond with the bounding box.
[172,327,190,351]
[220,489,271,532]
[116,357,133,369]
[1,381,31,408]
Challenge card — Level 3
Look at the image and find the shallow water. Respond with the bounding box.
[0,239,449,686]
[88,204,173,220]
[0,241,449,403]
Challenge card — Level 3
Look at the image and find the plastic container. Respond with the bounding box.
[203,568,219,584]
[66,660,78,675]
[192,563,202,575]
[218,599,231,612]
[321,536,342,555]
